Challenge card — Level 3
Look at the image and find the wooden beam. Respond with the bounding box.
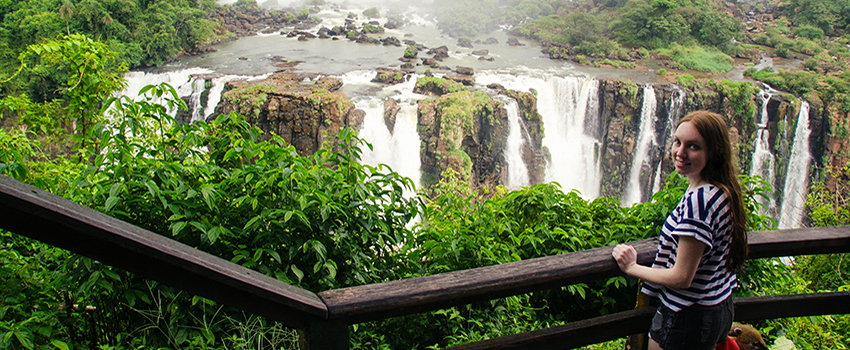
[319,239,658,323]
[320,227,850,323]
[734,292,850,321]
[747,226,850,258]
[444,307,656,350]
[442,292,850,350]
[0,175,326,329]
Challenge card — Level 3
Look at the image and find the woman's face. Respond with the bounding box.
[671,121,708,184]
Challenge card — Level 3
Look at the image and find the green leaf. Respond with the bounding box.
[290,265,304,282]
[171,221,187,236]
[51,339,70,350]
[200,185,216,210]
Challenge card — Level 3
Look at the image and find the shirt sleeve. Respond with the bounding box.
[670,187,718,248]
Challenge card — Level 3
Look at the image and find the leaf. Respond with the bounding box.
[771,336,796,350]
[170,221,187,236]
[200,185,216,210]
[290,265,304,282]
[51,340,70,350]
[104,195,120,212]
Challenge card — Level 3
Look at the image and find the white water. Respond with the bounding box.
[778,102,812,229]
[750,89,776,215]
[623,85,658,205]
[475,72,602,198]
[356,99,422,199]
[503,99,530,189]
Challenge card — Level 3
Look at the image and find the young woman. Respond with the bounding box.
[612,111,749,350]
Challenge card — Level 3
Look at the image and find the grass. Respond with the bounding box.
[658,44,734,73]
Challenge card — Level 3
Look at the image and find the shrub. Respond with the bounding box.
[660,44,734,73]
[794,25,825,40]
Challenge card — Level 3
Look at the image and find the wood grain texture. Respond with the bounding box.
[320,226,850,323]
[0,175,326,329]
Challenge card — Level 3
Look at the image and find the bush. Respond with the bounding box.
[660,44,734,73]
[794,25,825,40]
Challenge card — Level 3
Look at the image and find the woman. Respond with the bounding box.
[612,111,749,350]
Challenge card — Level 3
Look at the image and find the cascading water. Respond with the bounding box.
[622,85,657,205]
[750,88,777,215]
[651,88,683,194]
[355,98,422,198]
[347,73,424,199]
[503,99,530,189]
[475,72,601,198]
[778,102,812,229]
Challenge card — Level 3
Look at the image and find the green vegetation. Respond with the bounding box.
[657,44,734,73]
[362,24,384,34]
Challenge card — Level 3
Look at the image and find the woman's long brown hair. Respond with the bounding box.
[678,111,749,272]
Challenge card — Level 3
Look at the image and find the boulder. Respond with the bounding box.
[507,38,525,46]
[371,68,407,85]
[427,45,449,61]
[456,66,474,75]
[482,37,498,45]
[445,73,475,86]
[457,37,473,48]
[471,49,489,56]
[382,36,401,46]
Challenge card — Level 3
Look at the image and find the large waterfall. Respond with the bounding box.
[778,102,812,229]
[349,74,424,198]
[622,85,657,205]
[503,99,530,189]
[750,89,777,215]
[475,72,602,198]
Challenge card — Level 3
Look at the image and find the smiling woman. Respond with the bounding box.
[613,111,751,350]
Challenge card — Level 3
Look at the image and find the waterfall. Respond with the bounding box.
[475,72,602,198]
[541,77,601,198]
[622,85,657,205]
[750,89,776,215]
[503,99,530,189]
[356,99,421,198]
[778,102,812,229]
[651,88,683,194]
[189,78,206,123]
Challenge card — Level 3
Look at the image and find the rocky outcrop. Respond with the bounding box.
[372,68,408,85]
[211,72,361,156]
[417,86,508,194]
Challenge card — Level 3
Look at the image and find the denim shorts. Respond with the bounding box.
[649,297,734,350]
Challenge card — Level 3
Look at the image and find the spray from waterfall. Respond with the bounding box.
[503,99,530,189]
[778,102,812,229]
[750,88,777,215]
[623,85,657,205]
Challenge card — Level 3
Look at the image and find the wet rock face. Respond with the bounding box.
[211,72,361,156]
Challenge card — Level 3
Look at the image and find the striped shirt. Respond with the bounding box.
[641,183,737,312]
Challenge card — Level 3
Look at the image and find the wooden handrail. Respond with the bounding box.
[319,226,850,324]
[0,175,326,329]
[3,173,850,350]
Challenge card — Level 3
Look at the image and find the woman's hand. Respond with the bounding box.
[612,244,637,273]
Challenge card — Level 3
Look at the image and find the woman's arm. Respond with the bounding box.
[612,236,706,289]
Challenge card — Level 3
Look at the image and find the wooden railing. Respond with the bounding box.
[2,173,849,349]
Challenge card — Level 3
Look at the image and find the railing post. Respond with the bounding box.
[299,318,349,350]
[625,289,651,350]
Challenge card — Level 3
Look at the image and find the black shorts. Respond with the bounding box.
[649,297,734,350]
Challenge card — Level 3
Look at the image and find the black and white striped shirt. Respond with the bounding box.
[641,184,737,312]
